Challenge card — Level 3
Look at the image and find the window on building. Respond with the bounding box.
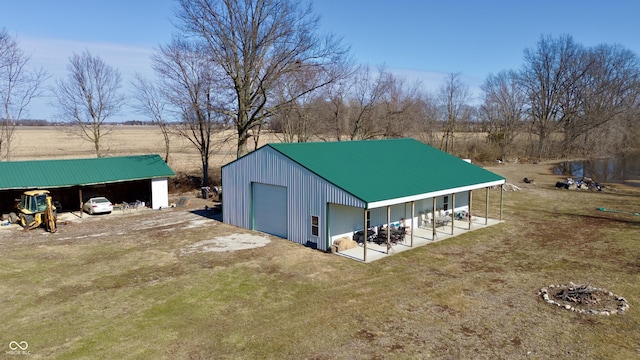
[443,196,449,211]
[366,210,371,229]
[311,215,319,236]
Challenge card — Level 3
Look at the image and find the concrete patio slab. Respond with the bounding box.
[336,217,502,263]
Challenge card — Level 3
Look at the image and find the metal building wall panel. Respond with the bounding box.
[222,146,365,251]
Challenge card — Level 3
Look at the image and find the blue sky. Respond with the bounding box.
[2,0,640,122]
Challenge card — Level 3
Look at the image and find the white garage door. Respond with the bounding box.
[252,183,288,238]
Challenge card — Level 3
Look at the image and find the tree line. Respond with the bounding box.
[2,0,640,186]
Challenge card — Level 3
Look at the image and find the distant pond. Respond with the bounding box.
[553,152,640,187]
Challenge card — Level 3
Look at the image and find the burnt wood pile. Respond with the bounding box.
[554,284,599,305]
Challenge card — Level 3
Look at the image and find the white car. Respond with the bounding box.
[83,197,113,214]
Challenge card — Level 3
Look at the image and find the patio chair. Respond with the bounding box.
[420,212,433,228]
[400,218,413,232]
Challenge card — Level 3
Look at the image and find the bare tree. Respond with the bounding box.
[312,77,351,141]
[175,0,349,158]
[269,65,326,143]
[0,29,48,160]
[346,65,392,140]
[54,50,126,157]
[377,75,422,139]
[518,35,588,159]
[131,74,172,162]
[151,38,228,187]
[271,67,421,142]
[415,92,440,146]
[566,44,640,156]
[436,73,473,153]
[480,70,526,161]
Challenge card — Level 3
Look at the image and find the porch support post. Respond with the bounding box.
[450,193,455,235]
[485,187,489,225]
[500,184,504,221]
[432,197,437,240]
[79,189,83,218]
[468,190,472,230]
[386,205,391,254]
[363,208,367,262]
[410,201,415,247]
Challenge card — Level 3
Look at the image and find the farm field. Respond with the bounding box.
[8,126,494,174]
[2,127,640,358]
[8,125,281,175]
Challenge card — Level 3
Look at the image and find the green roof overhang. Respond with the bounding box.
[0,154,175,190]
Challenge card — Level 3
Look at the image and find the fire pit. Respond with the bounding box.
[539,282,629,315]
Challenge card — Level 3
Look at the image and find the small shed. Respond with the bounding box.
[222,138,506,253]
[0,154,175,212]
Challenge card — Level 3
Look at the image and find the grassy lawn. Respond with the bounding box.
[2,162,640,359]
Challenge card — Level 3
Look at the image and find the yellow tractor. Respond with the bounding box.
[15,190,57,232]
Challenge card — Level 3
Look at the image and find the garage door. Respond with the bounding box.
[252,183,288,238]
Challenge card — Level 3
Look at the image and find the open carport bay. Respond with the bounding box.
[1,180,152,213]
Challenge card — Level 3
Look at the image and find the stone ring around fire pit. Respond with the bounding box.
[539,282,629,315]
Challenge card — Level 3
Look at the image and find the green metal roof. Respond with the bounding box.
[269,138,505,204]
[0,154,175,190]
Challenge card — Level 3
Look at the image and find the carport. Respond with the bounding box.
[0,154,175,214]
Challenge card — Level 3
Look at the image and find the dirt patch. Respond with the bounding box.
[0,195,272,256]
[180,234,270,254]
[0,195,224,244]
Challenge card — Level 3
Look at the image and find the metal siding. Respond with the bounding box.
[355,203,411,228]
[454,191,470,208]
[222,146,364,251]
[328,203,365,242]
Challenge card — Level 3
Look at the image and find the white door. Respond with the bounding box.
[252,183,288,238]
[151,178,169,210]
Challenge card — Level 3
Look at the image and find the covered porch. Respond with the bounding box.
[337,216,502,263]
[333,184,505,263]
